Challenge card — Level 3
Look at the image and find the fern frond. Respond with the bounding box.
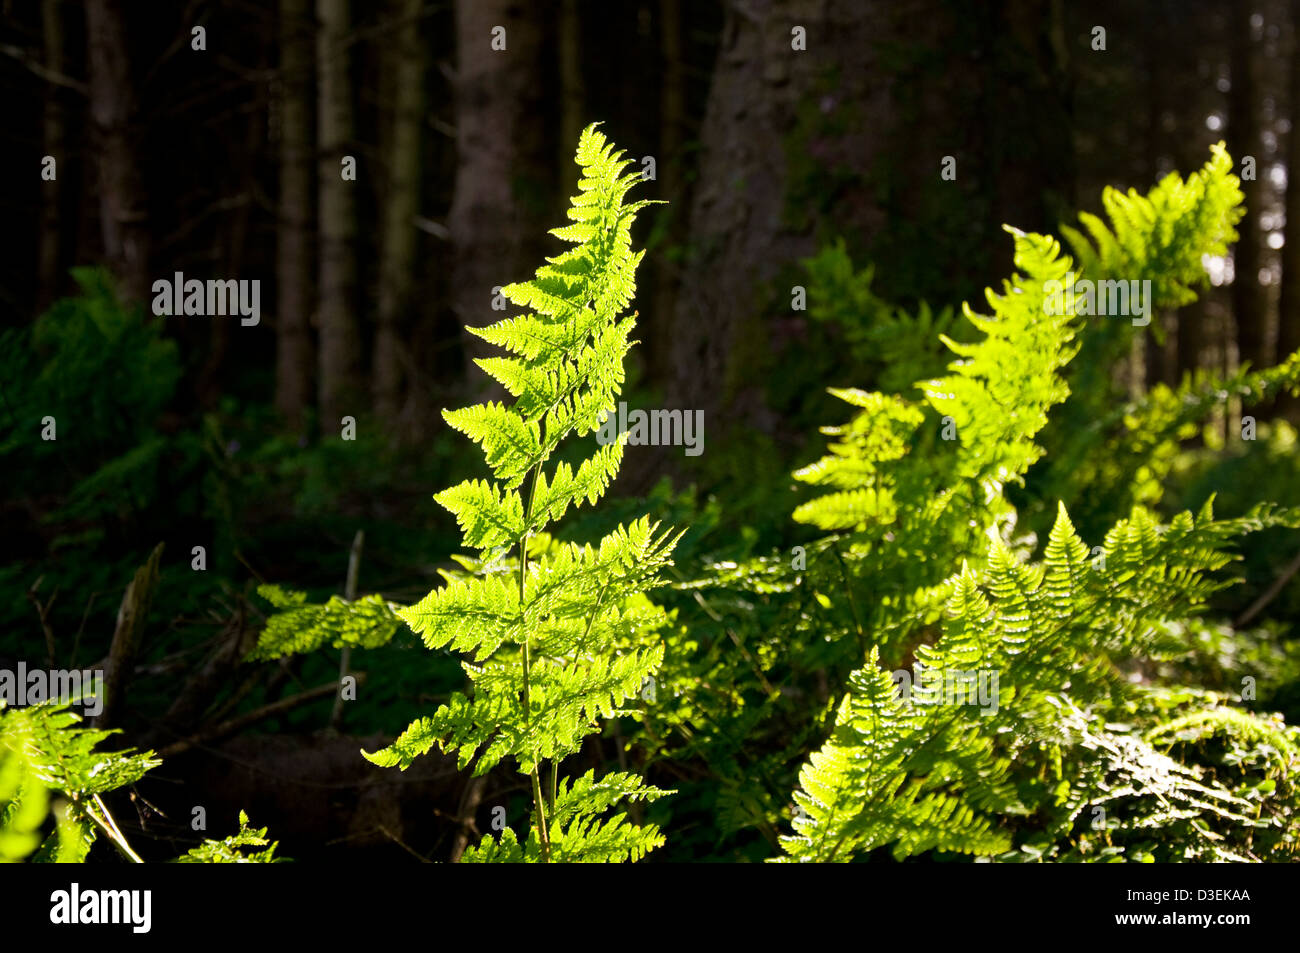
[371,123,673,862]
[1061,142,1245,309]
[250,585,402,661]
[176,810,282,863]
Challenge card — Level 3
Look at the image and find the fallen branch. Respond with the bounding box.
[158,676,362,759]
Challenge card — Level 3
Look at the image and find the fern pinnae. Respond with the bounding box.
[364,124,676,863]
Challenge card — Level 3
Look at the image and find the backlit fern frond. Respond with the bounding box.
[249,584,403,661]
[1060,142,1245,309]
[0,702,158,863]
[780,500,1298,862]
[364,124,674,863]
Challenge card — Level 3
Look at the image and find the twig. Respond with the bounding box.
[95,544,165,729]
[26,576,57,667]
[449,775,486,863]
[0,43,88,94]
[1235,549,1300,627]
[87,794,144,863]
[330,530,364,729]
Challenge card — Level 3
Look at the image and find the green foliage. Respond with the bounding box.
[1060,142,1245,310]
[780,503,1300,862]
[1048,143,1248,464]
[616,144,1300,863]
[363,124,677,863]
[177,811,282,863]
[785,227,1081,668]
[0,267,181,465]
[801,239,960,393]
[1030,351,1300,543]
[768,145,1299,863]
[1,702,287,863]
[0,268,225,664]
[0,701,158,862]
[250,584,403,660]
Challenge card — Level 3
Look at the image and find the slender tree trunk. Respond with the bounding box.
[374,0,426,426]
[276,0,315,431]
[86,0,150,303]
[1279,0,1300,419]
[1143,0,1176,390]
[1177,298,1207,379]
[38,0,66,311]
[1230,0,1266,370]
[317,0,363,427]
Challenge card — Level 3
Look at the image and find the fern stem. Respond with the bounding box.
[549,758,559,816]
[831,540,867,658]
[520,461,552,862]
[87,794,144,864]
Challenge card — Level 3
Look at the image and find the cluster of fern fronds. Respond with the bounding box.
[224,136,1300,864]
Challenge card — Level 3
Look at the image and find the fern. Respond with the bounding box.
[0,701,157,862]
[249,584,403,660]
[0,701,287,863]
[1060,141,1244,310]
[780,501,1300,862]
[363,124,677,863]
[784,228,1081,668]
[177,811,282,863]
[1049,142,1249,471]
[1034,347,1300,543]
[801,239,960,393]
[770,145,1299,862]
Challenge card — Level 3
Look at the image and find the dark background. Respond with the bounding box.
[2,0,1299,861]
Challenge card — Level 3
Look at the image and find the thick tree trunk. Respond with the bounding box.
[86,0,150,303]
[317,0,363,427]
[670,0,857,420]
[448,0,548,394]
[276,0,315,432]
[373,0,427,425]
[1230,0,1266,371]
[669,0,1076,433]
[646,0,685,383]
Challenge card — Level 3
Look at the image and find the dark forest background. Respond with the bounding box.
[3,0,1300,861]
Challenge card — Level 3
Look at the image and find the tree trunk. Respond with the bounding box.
[1230,0,1266,370]
[276,0,315,432]
[448,0,549,395]
[317,0,363,428]
[38,0,66,312]
[1143,0,1175,390]
[647,0,685,383]
[1279,0,1300,419]
[374,0,426,425]
[558,0,583,163]
[86,0,150,303]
